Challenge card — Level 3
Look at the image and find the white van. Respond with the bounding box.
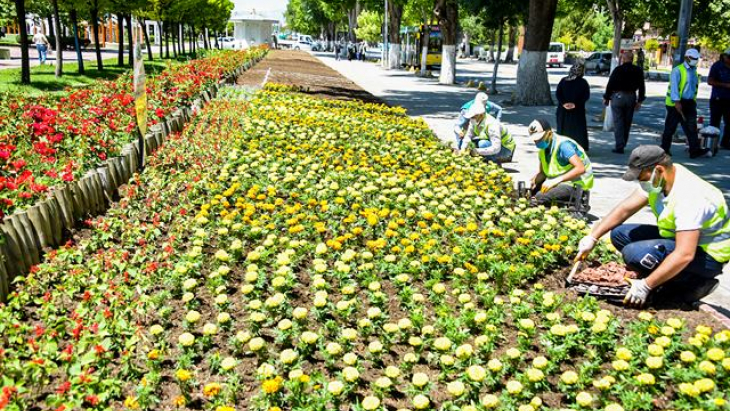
[547,42,566,68]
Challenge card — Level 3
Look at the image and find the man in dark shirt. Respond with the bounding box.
[603,51,646,154]
[708,48,730,149]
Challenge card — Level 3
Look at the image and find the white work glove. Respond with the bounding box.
[576,235,598,261]
[540,177,563,193]
[624,278,652,307]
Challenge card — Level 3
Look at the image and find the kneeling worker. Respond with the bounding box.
[527,119,593,205]
[576,145,729,306]
[454,92,503,150]
[459,112,515,163]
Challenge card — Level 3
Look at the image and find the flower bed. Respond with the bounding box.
[0,88,727,411]
[0,47,267,217]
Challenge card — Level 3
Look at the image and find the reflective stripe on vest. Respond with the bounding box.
[538,135,594,190]
[647,170,730,263]
[665,64,698,107]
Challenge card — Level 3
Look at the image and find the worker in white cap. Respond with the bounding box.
[708,48,730,149]
[527,118,593,206]
[660,48,711,158]
[453,92,503,150]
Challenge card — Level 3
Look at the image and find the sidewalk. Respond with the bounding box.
[313,52,730,313]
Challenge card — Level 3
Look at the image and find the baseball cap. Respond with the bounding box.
[464,102,486,119]
[685,48,700,59]
[622,145,669,181]
[528,119,552,141]
[475,92,489,104]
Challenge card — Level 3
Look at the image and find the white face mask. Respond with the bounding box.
[688,59,699,67]
[639,168,664,194]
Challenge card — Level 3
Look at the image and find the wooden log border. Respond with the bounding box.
[0,53,266,301]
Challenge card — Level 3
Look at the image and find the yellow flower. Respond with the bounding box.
[604,403,624,411]
[343,366,360,382]
[124,396,140,409]
[679,382,700,397]
[487,358,503,372]
[694,378,715,393]
[204,382,222,397]
[699,360,716,375]
[178,332,195,347]
[261,377,283,394]
[173,395,186,406]
[526,368,544,382]
[612,360,629,372]
[176,369,192,382]
[646,356,663,369]
[482,394,500,408]
[707,347,725,362]
[362,396,381,410]
[647,344,664,356]
[532,356,549,369]
[666,318,683,329]
[575,392,593,407]
[216,407,235,411]
[680,351,696,363]
[412,372,430,387]
[327,380,344,396]
[412,394,430,410]
[635,373,655,385]
[506,380,523,395]
[447,381,466,397]
[466,365,486,382]
[560,371,578,385]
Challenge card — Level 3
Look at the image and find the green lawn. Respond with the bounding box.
[0,54,190,96]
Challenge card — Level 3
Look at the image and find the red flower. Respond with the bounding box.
[56,381,71,395]
[84,395,99,406]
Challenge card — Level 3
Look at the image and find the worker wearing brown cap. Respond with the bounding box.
[576,145,729,306]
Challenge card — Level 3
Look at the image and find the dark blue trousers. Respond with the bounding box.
[610,224,723,294]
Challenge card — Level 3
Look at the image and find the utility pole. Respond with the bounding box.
[383,0,389,68]
[672,0,693,67]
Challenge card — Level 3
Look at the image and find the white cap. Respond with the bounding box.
[685,48,700,59]
[528,119,552,141]
[475,92,488,104]
[464,102,486,119]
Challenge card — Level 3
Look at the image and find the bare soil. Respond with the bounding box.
[236,50,385,104]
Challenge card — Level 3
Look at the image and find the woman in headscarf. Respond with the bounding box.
[555,60,590,151]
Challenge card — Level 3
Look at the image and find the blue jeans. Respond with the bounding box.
[454,109,469,149]
[36,44,47,64]
[475,139,513,162]
[610,224,724,283]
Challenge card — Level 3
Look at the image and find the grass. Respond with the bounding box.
[0,54,194,96]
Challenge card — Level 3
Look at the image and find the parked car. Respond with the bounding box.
[292,40,313,51]
[219,37,238,50]
[546,42,565,67]
[585,51,613,74]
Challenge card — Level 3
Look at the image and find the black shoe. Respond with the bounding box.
[611,148,624,154]
[689,148,711,159]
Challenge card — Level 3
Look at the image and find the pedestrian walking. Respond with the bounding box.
[556,60,590,151]
[661,48,711,158]
[335,42,341,61]
[32,29,50,65]
[708,48,730,150]
[603,51,646,154]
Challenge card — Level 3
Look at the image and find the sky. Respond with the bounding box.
[233,0,289,23]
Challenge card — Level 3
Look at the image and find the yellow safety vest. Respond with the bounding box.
[665,64,698,107]
[647,168,730,263]
[538,134,594,190]
[475,116,516,152]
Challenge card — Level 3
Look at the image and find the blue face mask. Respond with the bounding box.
[535,139,549,150]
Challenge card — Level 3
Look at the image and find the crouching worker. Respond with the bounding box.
[576,145,729,306]
[527,119,593,206]
[459,112,515,163]
[454,92,503,150]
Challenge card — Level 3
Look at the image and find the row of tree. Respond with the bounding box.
[0,0,233,84]
[286,0,730,105]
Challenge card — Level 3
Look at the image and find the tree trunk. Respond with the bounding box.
[387,1,403,69]
[491,21,504,94]
[47,15,54,37]
[436,0,458,84]
[90,7,103,70]
[51,0,63,77]
[420,21,430,76]
[514,0,558,106]
[141,19,153,60]
[214,30,219,49]
[347,2,360,43]
[165,22,170,58]
[125,14,133,66]
[603,0,623,131]
[504,25,516,63]
[180,24,185,55]
[14,0,30,84]
[489,30,496,62]
[159,21,165,58]
[70,8,84,74]
[117,14,124,66]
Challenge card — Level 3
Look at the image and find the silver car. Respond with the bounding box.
[585,51,613,74]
